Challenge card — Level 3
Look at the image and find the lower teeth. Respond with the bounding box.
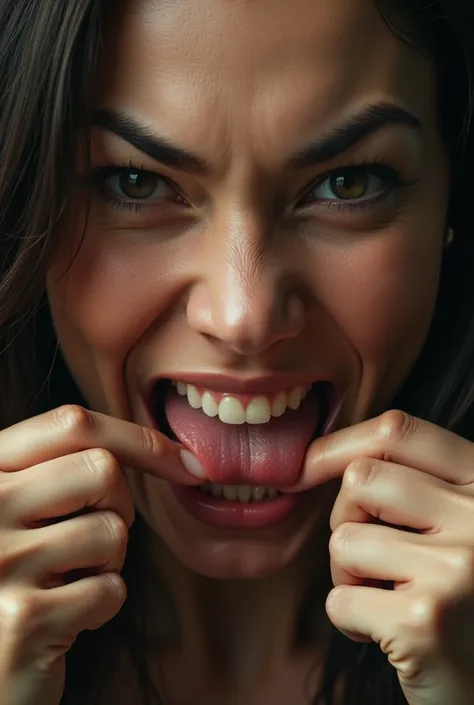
[199,483,280,502]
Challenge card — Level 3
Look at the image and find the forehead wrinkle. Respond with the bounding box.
[134,0,388,63]
[105,0,436,177]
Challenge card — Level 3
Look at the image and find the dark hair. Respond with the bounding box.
[0,1,473,704]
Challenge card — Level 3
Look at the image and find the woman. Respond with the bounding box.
[0,0,473,703]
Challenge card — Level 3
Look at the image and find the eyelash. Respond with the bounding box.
[299,158,414,213]
[91,162,186,214]
[92,158,414,216]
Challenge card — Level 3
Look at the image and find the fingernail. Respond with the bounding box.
[180,449,207,479]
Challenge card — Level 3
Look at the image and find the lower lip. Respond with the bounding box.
[173,486,301,529]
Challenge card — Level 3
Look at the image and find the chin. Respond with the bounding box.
[158,529,318,580]
[133,482,323,580]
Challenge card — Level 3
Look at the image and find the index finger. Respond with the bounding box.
[0,405,206,484]
[291,409,474,491]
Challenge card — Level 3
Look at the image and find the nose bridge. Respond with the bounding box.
[187,215,305,354]
[214,236,272,335]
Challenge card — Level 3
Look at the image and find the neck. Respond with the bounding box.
[142,527,333,687]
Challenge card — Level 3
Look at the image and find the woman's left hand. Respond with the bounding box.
[298,410,474,705]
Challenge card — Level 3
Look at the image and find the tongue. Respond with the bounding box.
[165,389,320,486]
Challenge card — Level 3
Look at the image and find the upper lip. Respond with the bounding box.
[146,372,334,396]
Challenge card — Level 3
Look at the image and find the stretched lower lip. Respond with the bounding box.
[173,485,301,529]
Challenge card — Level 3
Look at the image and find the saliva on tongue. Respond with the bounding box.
[164,387,321,487]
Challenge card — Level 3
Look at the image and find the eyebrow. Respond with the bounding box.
[92,102,421,174]
[289,103,421,168]
[92,109,208,173]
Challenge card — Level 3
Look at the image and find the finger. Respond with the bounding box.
[43,572,127,633]
[0,575,126,667]
[0,405,206,483]
[329,458,472,535]
[4,450,135,528]
[329,521,463,589]
[294,410,474,490]
[16,511,128,583]
[326,584,414,649]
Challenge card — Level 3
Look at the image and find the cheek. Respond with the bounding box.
[48,231,183,357]
[47,226,191,414]
[317,229,442,367]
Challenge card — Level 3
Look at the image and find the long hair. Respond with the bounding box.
[0,2,473,704]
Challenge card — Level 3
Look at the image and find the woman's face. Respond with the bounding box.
[48,0,449,579]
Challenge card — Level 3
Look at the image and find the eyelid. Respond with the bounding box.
[304,161,399,192]
[295,161,409,208]
[90,160,413,221]
[95,164,173,188]
[94,164,190,206]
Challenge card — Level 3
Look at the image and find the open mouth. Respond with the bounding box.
[149,378,331,438]
[146,379,334,528]
[198,482,281,502]
[168,380,320,425]
[152,378,331,472]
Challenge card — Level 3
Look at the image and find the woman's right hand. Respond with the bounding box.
[0,405,204,705]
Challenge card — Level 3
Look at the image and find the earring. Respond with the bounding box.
[445,227,455,248]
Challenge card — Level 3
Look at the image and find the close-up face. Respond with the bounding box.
[47,0,450,579]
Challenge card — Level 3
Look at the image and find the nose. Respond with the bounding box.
[186,228,305,356]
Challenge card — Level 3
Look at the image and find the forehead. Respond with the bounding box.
[101,0,436,159]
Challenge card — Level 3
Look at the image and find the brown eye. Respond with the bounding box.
[328,169,369,200]
[101,167,189,206]
[118,169,164,199]
[302,166,389,205]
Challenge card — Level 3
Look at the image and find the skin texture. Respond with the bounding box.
[44,0,453,702]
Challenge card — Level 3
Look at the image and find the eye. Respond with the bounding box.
[101,167,186,204]
[303,166,388,204]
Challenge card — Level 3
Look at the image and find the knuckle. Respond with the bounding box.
[325,585,346,616]
[138,425,164,456]
[445,547,474,584]
[87,576,127,630]
[329,523,355,558]
[344,457,379,490]
[372,410,418,447]
[82,448,119,486]
[406,595,439,635]
[101,574,126,604]
[98,511,129,549]
[0,588,44,635]
[50,405,95,436]
[0,534,36,581]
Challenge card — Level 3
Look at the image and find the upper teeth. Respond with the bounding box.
[172,381,311,425]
